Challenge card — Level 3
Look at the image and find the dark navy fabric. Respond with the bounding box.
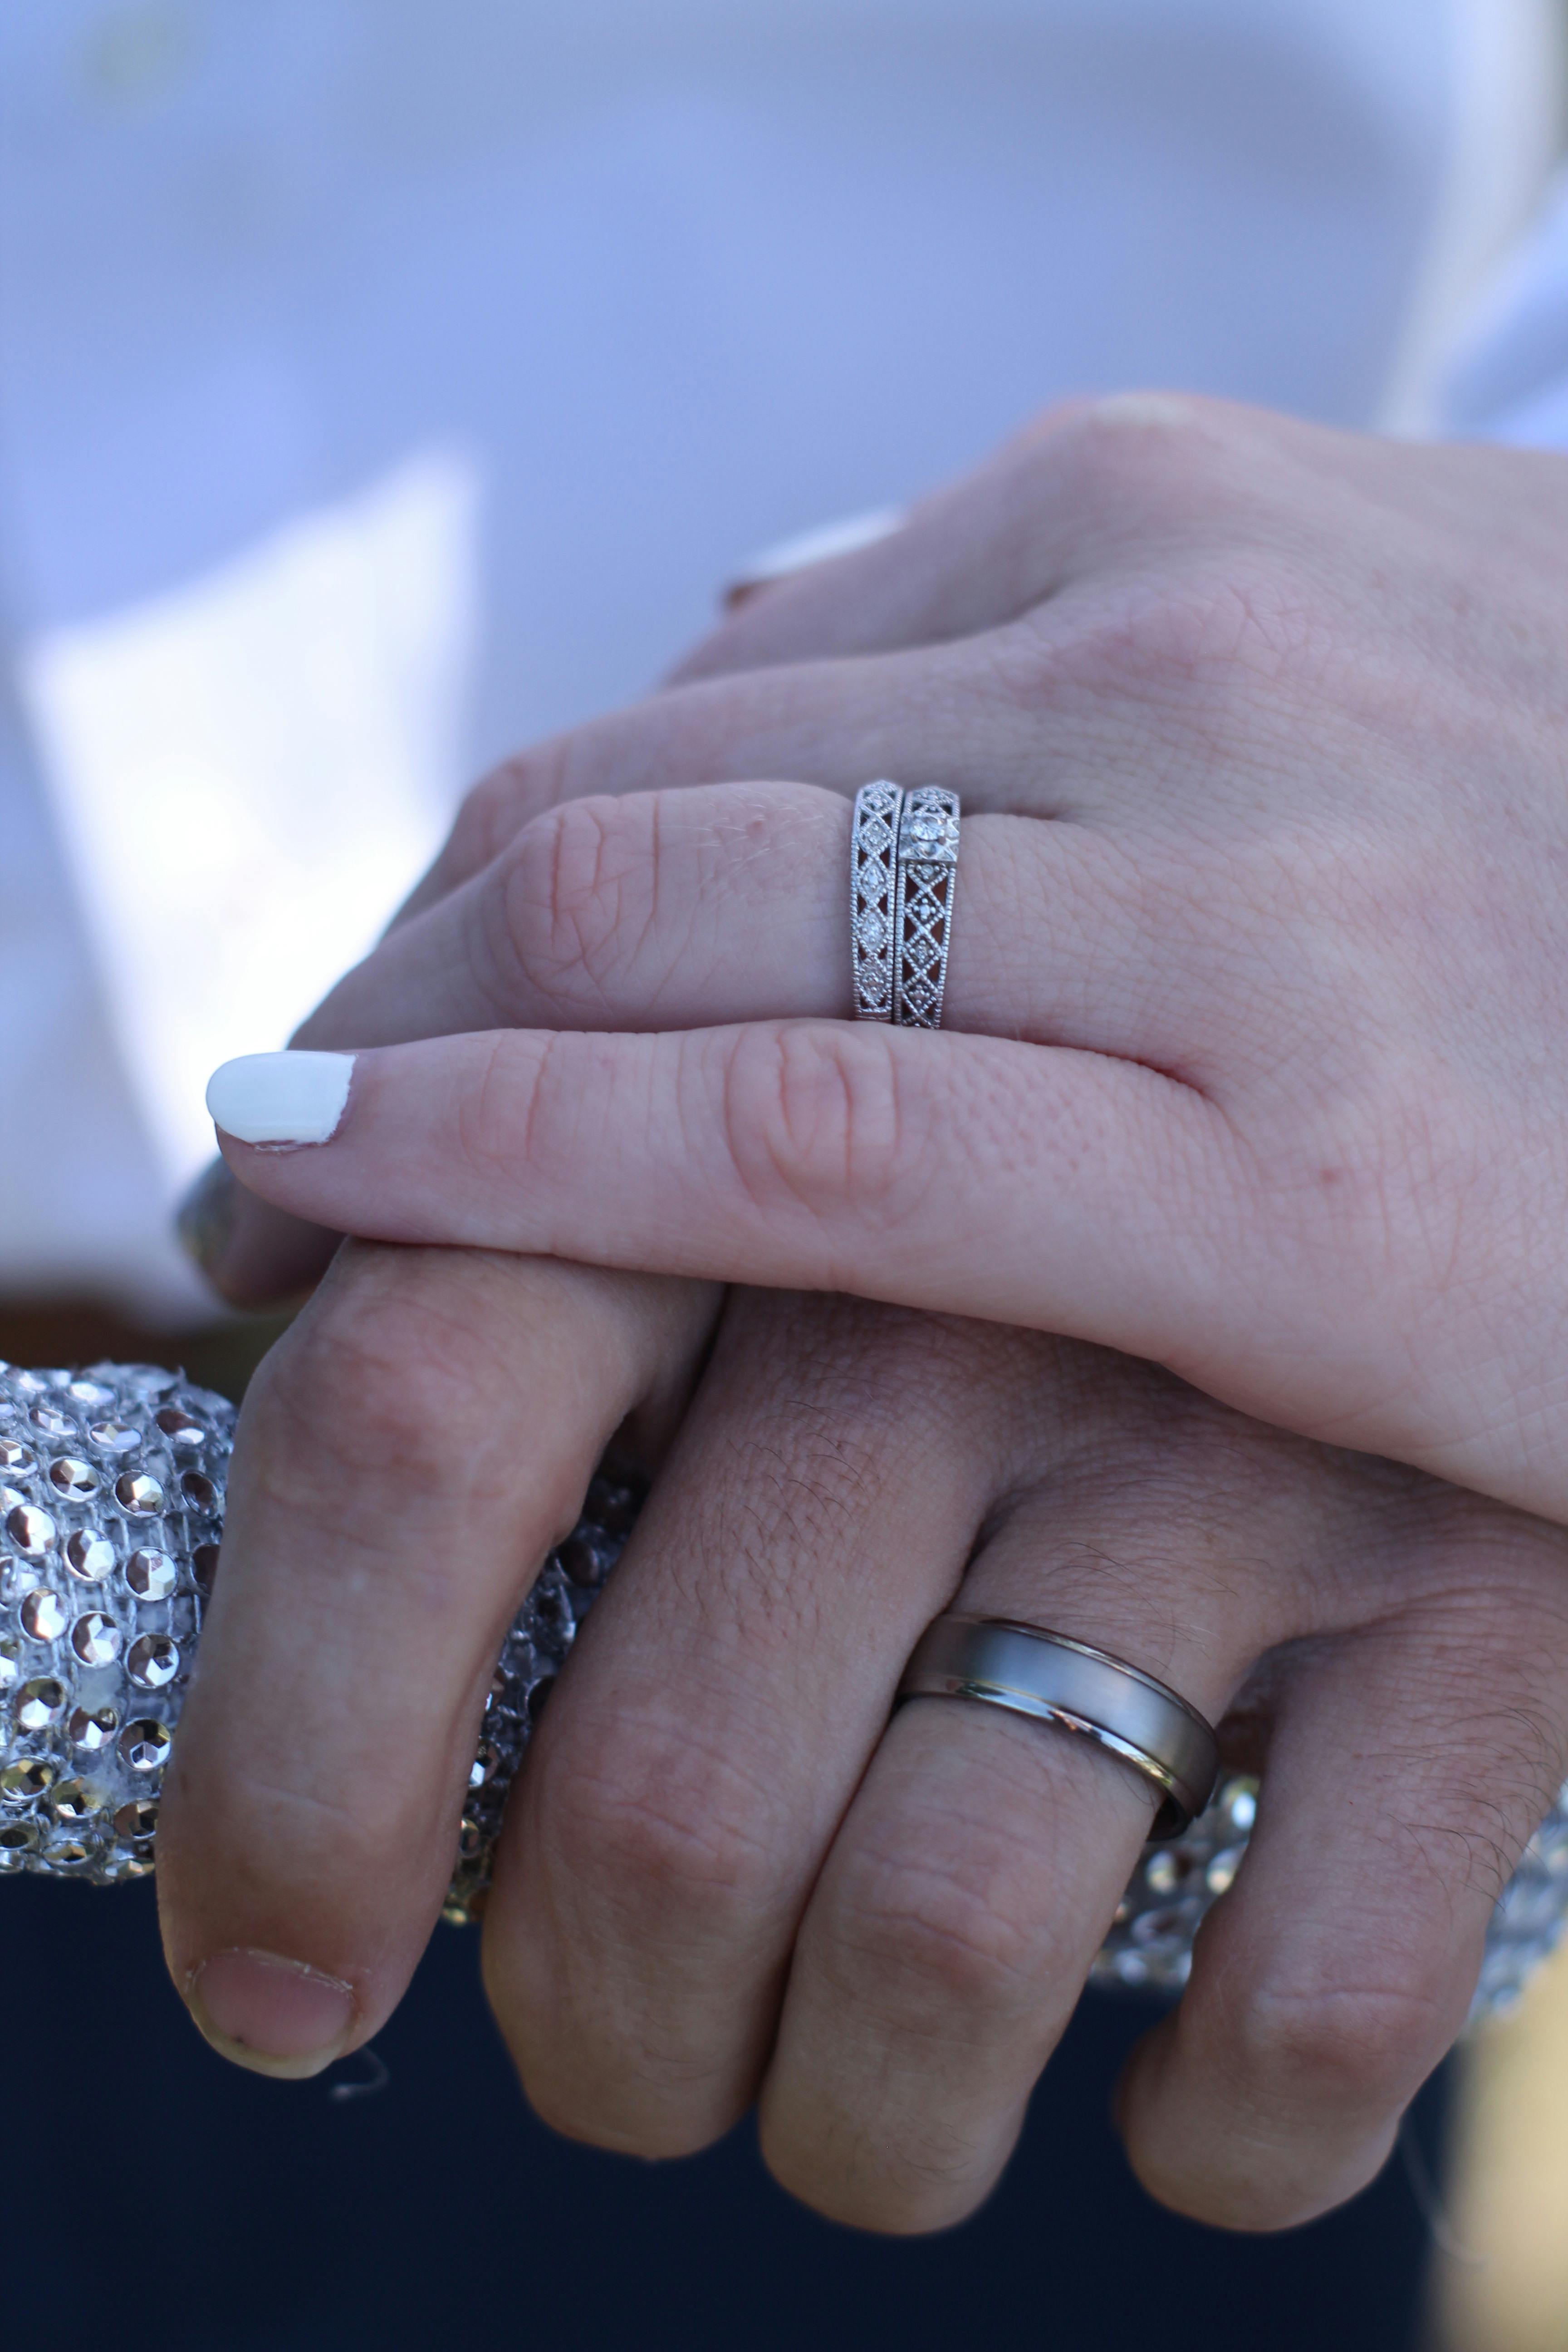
[5,1872,1443,2350]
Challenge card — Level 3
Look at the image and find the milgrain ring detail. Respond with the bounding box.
[850,780,904,1021]
[892,786,960,1029]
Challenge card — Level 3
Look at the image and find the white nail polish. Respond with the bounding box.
[205,1052,354,1146]
[726,505,905,595]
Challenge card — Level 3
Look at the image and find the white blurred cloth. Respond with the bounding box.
[1,0,1565,1316]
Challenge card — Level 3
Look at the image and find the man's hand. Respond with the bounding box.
[162,1262,1568,2234]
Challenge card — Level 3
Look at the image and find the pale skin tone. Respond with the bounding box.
[165,394,1568,2236]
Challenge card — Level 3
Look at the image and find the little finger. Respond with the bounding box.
[1118,1543,1568,2229]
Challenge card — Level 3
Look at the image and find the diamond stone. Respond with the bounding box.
[69,1706,118,1753]
[20,1590,66,1642]
[48,1457,97,1498]
[115,1474,164,1516]
[154,1407,204,1448]
[71,1614,122,1669]
[65,1530,115,1583]
[120,1720,172,1774]
[6,1505,55,1558]
[124,1550,176,1602]
[51,1780,106,1822]
[1,1759,54,1803]
[88,1422,140,1455]
[127,1635,179,1690]
[15,1678,66,1732]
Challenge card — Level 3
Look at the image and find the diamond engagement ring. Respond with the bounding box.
[893,785,960,1029]
[3,1359,1565,2024]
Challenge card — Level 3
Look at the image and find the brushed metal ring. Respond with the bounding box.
[897,1613,1218,1839]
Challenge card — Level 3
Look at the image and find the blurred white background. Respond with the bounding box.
[0,0,1561,1318]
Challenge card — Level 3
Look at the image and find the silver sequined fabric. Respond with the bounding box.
[1091,1771,1568,2024]
[0,1360,221,1881]
[3,1359,1563,2021]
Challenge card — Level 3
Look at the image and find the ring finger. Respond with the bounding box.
[757,1469,1266,2232]
[309,782,1191,1065]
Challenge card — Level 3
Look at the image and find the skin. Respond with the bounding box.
[165,393,1568,2235]
[221,394,1568,1521]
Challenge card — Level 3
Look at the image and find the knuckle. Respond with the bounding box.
[1045,1348,1286,1492]
[714,1293,1059,1478]
[537,1728,783,1945]
[1048,388,1229,497]
[1231,1966,1451,2117]
[722,1024,907,1228]
[1009,391,1261,561]
[832,1838,1047,2021]
[1026,560,1323,733]
[255,1254,511,1498]
[499,794,662,1011]
[448,741,575,876]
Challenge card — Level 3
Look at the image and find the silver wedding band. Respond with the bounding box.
[850,780,903,1020]
[898,1614,1219,1839]
[851,780,962,1029]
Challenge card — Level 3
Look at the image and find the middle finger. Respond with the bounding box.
[310,781,1185,1066]
[483,1293,1059,2154]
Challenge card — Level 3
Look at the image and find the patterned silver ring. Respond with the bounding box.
[850,780,904,1021]
[893,786,960,1029]
[898,1613,1218,1839]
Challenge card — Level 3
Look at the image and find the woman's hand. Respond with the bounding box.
[211,395,1568,1524]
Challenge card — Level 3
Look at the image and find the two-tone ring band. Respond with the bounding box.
[897,1614,1220,1839]
[851,781,962,1028]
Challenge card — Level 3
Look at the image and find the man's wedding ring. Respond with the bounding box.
[897,1614,1219,1839]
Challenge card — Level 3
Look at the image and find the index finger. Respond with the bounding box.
[158,1240,716,2076]
[207,1023,1236,1381]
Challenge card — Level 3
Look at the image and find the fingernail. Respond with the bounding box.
[206,1051,354,1146]
[722,503,905,604]
[176,1157,238,1281]
[186,1948,357,2078]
